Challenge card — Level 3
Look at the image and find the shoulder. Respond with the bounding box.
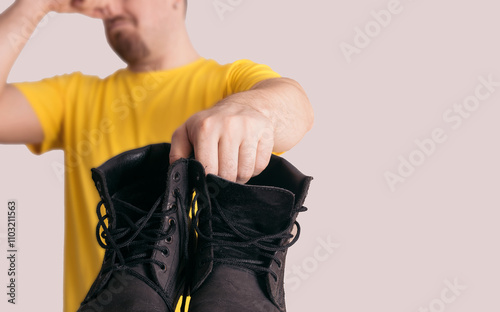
[199,59,279,80]
[217,59,273,71]
[196,58,272,70]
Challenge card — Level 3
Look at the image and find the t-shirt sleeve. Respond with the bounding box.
[224,59,281,96]
[12,74,77,155]
[222,60,284,156]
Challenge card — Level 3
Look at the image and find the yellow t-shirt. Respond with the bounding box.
[13,57,281,312]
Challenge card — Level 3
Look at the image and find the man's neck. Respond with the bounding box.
[127,51,201,73]
[126,30,201,73]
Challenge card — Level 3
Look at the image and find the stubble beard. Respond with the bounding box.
[109,30,151,66]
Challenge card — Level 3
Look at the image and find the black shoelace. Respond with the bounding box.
[191,191,307,281]
[92,189,182,311]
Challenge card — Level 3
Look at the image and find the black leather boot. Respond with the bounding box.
[78,143,191,312]
[188,155,313,312]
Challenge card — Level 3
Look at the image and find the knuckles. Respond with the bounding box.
[196,115,213,134]
[180,105,274,183]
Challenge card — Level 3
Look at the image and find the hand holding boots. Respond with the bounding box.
[78,143,312,312]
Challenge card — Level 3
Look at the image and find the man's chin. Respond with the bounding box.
[107,31,150,66]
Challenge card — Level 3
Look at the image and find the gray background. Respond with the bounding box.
[1,0,500,311]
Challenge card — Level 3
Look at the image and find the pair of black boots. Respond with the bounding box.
[77,143,312,312]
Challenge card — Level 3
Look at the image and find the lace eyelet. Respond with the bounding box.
[162,248,170,256]
[168,203,177,210]
[169,218,176,226]
[161,264,167,272]
[172,188,180,196]
[165,236,173,244]
[173,171,181,182]
[277,261,282,268]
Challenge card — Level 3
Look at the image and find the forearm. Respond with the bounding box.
[218,77,314,153]
[0,1,48,94]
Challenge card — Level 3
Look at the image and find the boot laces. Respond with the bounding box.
[192,192,307,281]
[91,189,182,311]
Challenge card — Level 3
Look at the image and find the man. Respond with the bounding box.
[0,0,314,311]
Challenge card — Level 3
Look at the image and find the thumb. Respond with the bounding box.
[170,123,193,164]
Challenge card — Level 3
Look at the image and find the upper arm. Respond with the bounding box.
[0,84,44,144]
[224,60,281,96]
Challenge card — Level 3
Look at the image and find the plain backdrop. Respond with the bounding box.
[1,0,500,311]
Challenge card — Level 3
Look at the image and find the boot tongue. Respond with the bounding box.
[208,174,295,234]
[112,178,165,229]
[206,175,295,265]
